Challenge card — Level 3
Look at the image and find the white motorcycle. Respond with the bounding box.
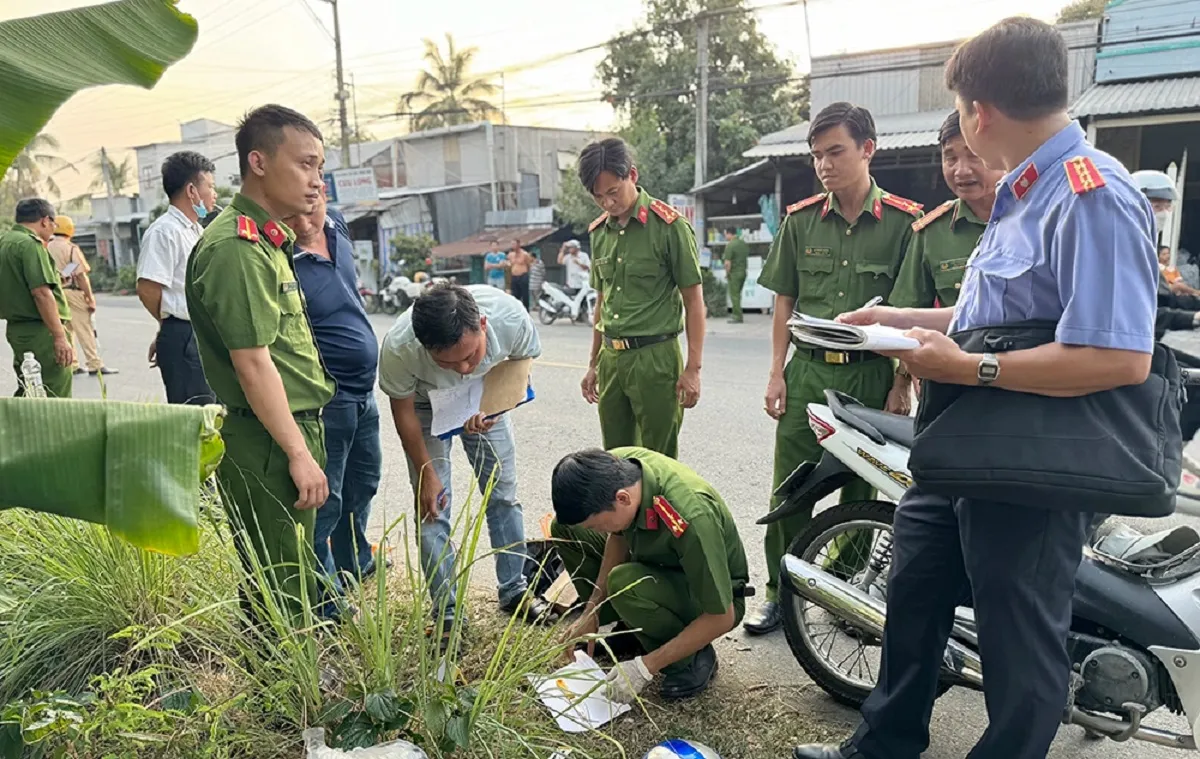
[379,274,428,315]
[537,282,596,326]
[760,372,1200,751]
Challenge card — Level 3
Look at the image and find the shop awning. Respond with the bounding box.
[431,225,559,259]
[1072,76,1200,118]
[744,110,948,159]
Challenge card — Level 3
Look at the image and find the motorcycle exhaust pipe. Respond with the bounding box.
[1066,707,1197,750]
[781,555,984,686]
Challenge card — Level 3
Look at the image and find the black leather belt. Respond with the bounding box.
[603,332,678,351]
[734,585,755,599]
[792,344,885,365]
[227,406,322,420]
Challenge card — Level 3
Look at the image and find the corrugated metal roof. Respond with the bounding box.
[744,111,947,158]
[689,159,772,194]
[1071,76,1200,117]
[431,226,558,259]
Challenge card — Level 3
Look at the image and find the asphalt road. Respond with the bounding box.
[3,294,1196,758]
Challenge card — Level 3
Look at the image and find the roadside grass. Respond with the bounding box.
[0,483,834,758]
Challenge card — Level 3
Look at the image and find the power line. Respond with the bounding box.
[293,0,334,41]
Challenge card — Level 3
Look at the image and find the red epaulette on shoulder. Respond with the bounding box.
[649,198,682,224]
[881,193,923,217]
[911,200,955,232]
[652,495,689,538]
[1064,156,1107,195]
[236,215,260,243]
[588,213,609,233]
[786,193,826,215]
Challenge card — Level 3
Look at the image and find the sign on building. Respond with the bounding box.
[668,193,696,225]
[332,168,379,204]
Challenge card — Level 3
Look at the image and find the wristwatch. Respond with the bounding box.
[977,353,1000,386]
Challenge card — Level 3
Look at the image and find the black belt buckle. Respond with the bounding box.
[734,585,756,599]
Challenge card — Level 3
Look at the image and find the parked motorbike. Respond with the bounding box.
[358,282,379,314]
[537,282,596,326]
[758,368,1200,751]
[378,274,427,316]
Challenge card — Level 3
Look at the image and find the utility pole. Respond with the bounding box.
[319,0,352,168]
[695,11,710,190]
[100,146,122,268]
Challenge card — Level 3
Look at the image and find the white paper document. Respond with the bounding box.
[528,652,630,733]
[787,312,919,352]
[428,379,485,437]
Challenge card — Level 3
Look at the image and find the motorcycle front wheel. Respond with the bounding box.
[538,306,558,326]
[362,295,380,315]
[382,300,400,316]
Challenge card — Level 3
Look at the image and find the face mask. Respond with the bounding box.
[1155,210,1170,236]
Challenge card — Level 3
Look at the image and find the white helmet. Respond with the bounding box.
[1132,170,1177,202]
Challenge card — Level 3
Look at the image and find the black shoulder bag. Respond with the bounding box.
[909,321,1183,517]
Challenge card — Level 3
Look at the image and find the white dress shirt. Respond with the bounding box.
[136,205,203,320]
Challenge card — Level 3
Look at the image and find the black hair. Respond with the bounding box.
[945,17,1068,121]
[162,150,217,200]
[15,198,54,224]
[578,137,634,194]
[411,282,482,352]
[551,449,642,526]
[808,102,876,147]
[234,104,323,179]
[938,111,962,148]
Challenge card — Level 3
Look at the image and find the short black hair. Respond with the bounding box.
[162,151,216,200]
[945,17,1068,121]
[411,282,482,351]
[15,198,54,224]
[235,104,323,179]
[551,449,642,526]
[808,102,876,146]
[938,111,962,148]
[578,138,634,194]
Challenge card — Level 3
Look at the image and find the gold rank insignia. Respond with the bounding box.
[588,213,609,233]
[649,198,681,224]
[881,193,923,217]
[786,193,826,215]
[652,495,689,538]
[911,199,955,232]
[1065,156,1107,195]
[236,215,260,243]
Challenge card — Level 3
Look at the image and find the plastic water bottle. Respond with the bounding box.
[20,352,46,398]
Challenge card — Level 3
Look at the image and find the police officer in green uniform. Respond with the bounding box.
[0,198,74,397]
[723,229,751,323]
[891,111,1003,310]
[745,103,922,635]
[577,138,706,459]
[550,447,749,701]
[185,105,335,621]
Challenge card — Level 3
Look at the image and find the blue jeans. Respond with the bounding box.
[406,404,530,622]
[314,393,382,587]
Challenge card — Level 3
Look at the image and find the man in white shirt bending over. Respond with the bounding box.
[136,151,219,405]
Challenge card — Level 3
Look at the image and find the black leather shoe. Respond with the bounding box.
[591,623,647,663]
[792,742,863,759]
[500,595,560,625]
[660,644,718,700]
[743,601,782,635]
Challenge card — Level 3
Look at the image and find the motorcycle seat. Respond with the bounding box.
[825,390,915,448]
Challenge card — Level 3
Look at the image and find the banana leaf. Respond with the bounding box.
[0,0,198,173]
[0,399,225,556]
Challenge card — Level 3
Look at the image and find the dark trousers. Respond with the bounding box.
[314,393,382,586]
[511,273,530,310]
[852,487,1091,759]
[157,317,215,405]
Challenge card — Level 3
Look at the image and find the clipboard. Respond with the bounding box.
[430,358,536,439]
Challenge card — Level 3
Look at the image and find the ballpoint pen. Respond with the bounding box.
[862,295,883,309]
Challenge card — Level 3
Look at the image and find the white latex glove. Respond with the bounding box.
[605,656,653,704]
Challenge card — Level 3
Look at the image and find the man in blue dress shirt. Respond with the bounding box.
[792,18,1159,759]
[286,190,383,612]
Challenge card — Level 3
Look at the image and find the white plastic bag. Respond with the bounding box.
[303,728,428,759]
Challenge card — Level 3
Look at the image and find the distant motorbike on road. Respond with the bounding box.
[759,338,1200,750]
[538,282,596,326]
[378,274,428,316]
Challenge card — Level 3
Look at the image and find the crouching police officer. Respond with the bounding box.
[186,105,335,621]
[792,19,1161,759]
[551,447,750,702]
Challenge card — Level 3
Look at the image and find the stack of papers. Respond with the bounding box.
[429,359,535,438]
[787,312,919,352]
[528,652,630,733]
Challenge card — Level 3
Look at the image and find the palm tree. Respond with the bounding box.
[89,153,133,195]
[398,34,501,132]
[7,132,74,198]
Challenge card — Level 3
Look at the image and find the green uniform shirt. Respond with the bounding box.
[613,446,750,616]
[757,180,921,318]
[890,198,987,309]
[589,189,702,338]
[185,193,335,413]
[724,237,751,277]
[0,224,69,324]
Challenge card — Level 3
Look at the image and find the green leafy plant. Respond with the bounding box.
[117,264,138,292]
[389,232,436,278]
[702,269,728,318]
